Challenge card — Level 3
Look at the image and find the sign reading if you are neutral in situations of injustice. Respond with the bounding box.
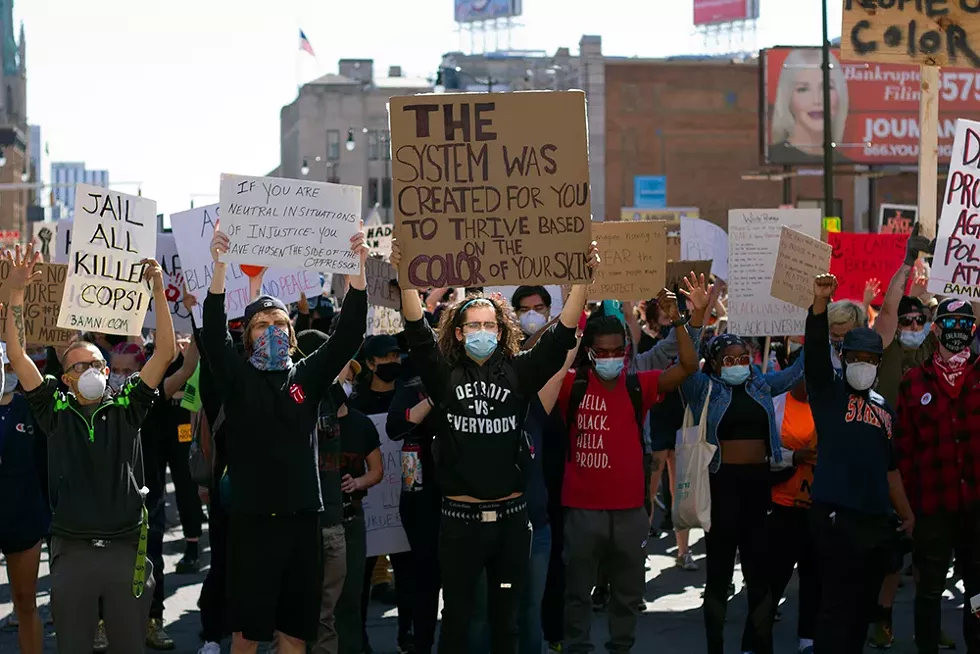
[218,174,362,275]
[57,184,157,336]
[842,0,980,68]
[388,91,593,289]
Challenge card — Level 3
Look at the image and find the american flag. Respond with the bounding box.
[299,29,316,57]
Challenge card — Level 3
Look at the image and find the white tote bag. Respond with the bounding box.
[672,381,717,532]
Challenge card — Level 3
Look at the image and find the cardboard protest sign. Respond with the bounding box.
[366,224,393,258]
[771,227,833,310]
[930,119,980,300]
[218,174,361,275]
[841,1,980,68]
[57,185,157,335]
[389,91,593,288]
[590,221,667,301]
[665,260,713,295]
[364,413,410,556]
[144,234,193,333]
[367,306,404,336]
[828,232,907,303]
[365,257,401,310]
[879,204,916,235]
[0,261,74,346]
[680,217,728,279]
[727,208,822,336]
[171,204,322,323]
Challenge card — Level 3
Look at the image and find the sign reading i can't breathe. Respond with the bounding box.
[841,0,980,68]
[388,91,593,288]
[218,174,362,275]
[57,184,157,336]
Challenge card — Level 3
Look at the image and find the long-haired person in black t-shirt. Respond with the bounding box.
[206,221,369,654]
[389,238,599,654]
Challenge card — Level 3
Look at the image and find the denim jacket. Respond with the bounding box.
[680,351,805,473]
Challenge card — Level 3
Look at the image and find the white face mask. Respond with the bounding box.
[2,370,18,395]
[845,362,878,391]
[76,368,108,401]
[108,372,127,391]
[519,310,548,335]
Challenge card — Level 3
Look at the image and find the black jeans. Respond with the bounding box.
[158,435,204,540]
[913,508,980,654]
[703,464,773,654]
[756,504,819,644]
[542,503,565,644]
[810,503,891,654]
[147,496,166,620]
[199,495,230,643]
[438,498,531,654]
[400,489,442,653]
[361,551,415,646]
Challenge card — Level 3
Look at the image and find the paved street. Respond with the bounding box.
[1,489,970,653]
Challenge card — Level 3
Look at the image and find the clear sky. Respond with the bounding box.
[18,0,843,219]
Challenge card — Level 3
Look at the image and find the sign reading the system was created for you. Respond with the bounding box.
[771,227,833,310]
[727,208,822,337]
[57,184,157,336]
[389,91,593,288]
[842,0,980,68]
[589,221,667,301]
[218,174,362,275]
[930,118,980,300]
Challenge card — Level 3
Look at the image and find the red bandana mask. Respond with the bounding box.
[932,348,972,398]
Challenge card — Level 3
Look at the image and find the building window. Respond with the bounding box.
[368,131,380,161]
[381,130,391,161]
[327,130,340,161]
[368,177,379,207]
[381,177,391,208]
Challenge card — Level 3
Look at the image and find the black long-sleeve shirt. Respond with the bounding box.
[201,288,367,515]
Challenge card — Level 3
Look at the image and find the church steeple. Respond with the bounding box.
[18,21,24,74]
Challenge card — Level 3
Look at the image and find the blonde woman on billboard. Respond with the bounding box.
[770,48,851,165]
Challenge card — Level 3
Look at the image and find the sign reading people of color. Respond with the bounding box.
[762,45,980,166]
[388,91,593,288]
[57,184,157,335]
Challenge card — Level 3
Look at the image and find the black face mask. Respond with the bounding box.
[939,327,973,354]
[373,362,402,383]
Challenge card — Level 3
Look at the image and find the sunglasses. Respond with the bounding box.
[66,359,106,375]
[938,316,975,330]
[589,347,626,360]
[898,314,927,327]
[721,354,751,367]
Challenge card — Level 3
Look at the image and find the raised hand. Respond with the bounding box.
[4,242,42,290]
[656,288,681,322]
[863,278,881,305]
[390,239,402,268]
[351,230,368,267]
[210,219,230,264]
[181,290,198,313]
[814,273,838,300]
[585,241,601,278]
[679,272,712,312]
[910,269,930,298]
[905,222,934,264]
[141,258,164,291]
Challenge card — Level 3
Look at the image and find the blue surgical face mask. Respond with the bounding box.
[249,325,294,371]
[594,357,625,380]
[899,327,930,349]
[464,330,498,360]
[720,364,750,385]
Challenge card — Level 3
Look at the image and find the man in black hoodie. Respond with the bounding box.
[206,223,368,654]
[5,243,176,654]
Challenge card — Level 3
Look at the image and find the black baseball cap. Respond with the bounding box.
[935,298,975,321]
[244,295,288,325]
[841,327,884,356]
[898,296,925,316]
[363,334,400,360]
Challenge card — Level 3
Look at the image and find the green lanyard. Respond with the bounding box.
[131,504,149,598]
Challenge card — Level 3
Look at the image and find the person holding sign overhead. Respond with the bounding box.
[205,220,368,654]
[4,242,176,654]
[389,236,599,654]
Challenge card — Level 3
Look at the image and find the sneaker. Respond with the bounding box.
[93,619,109,653]
[175,553,200,574]
[548,643,564,653]
[676,551,699,571]
[146,618,175,650]
[868,621,894,649]
[938,629,957,650]
[591,586,609,612]
[197,643,221,654]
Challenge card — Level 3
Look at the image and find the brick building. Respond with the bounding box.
[604,56,923,231]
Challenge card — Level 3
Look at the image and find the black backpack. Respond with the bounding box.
[564,367,645,460]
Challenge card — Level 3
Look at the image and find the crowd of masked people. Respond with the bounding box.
[0,221,977,654]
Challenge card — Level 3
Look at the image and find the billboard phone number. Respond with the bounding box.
[863,143,955,158]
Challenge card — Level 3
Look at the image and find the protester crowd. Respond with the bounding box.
[0,220,977,654]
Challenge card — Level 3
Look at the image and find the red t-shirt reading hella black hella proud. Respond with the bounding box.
[558,369,664,510]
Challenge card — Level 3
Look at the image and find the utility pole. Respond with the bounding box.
[821,0,834,218]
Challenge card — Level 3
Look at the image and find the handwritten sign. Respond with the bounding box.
[364,412,411,557]
[366,224,393,257]
[665,260,713,296]
[389,91,593,288]
[680,217,728,279]
[828,232,908,302]
[930,119,980,300]
[367,306,404,336]
[842,0,980,68]
[365,257,401,310]
[218,174,361,275]
[144,234,192,333]
[727,208,822,336]
[57,184,157,335]
[879,204,917,235]
[170,204,322,323]
[771,227,833,310]
[0,261,74,346]
[590,221,667,301]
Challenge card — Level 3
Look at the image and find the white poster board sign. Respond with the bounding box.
[680,217,729,280]
[727,208,822,336]
[929,119,980,301]
[218,173,362,275]
[367,306,405,336]
[170,204,322,323]
[366,224,393,258]
[54,220,72,264]
[57,185,157,335]
[364,413,410,557]
[144,233,193,333]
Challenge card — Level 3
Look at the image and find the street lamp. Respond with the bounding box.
[20,165,28,182]
[0,148,7,167]
[345,129,356,152]
[301,159,310,176]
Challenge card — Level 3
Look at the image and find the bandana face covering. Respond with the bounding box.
[933,348,972,398]
[249,325,294,371]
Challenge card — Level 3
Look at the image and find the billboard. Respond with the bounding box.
[694,0,759,27]
[761,46,980,166]
[455,0,522,23]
